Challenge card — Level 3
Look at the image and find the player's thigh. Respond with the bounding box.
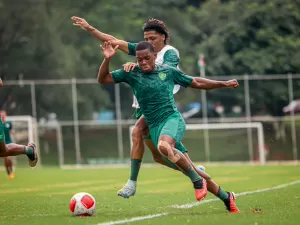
[0,124,6,153]
[144,139,160,156]
[134,115,148,133]
[0,141,7,153]
[159,114,186,144]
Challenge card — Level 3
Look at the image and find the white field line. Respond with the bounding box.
[95,180,300,225]
[61,160,300,169]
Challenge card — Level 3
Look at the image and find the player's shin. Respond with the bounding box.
[129,126,145,182]
[158,141,204,189]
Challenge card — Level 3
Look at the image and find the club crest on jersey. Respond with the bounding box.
[159,72,166,80]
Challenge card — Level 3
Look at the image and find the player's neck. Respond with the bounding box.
[155,44,166,53]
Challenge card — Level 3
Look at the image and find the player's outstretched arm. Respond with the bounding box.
[189,77,239,90]
[97,41,119,84]
[71,16,129,54]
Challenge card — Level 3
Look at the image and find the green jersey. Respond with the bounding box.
[112,65,193,128]
[128,42,181,110]
[4,121,12,143]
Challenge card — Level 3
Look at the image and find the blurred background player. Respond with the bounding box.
[1,110,15,179]
[0,77,38,167]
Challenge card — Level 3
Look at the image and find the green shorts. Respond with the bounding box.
[0,120,5,143]
[150,112,186,149]
[176,142,188,154]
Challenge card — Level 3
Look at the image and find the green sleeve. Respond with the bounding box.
[111,69,128,84]
[170,67,193,88]
[163,49,180,68]
[128,42,138,56]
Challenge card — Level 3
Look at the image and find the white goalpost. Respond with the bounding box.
[129,122,266,164]
[6,115,41,167]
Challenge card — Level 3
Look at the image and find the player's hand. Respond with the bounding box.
[123,62,137,72]
[100,41,119,59]
[71,16,94,32]
[225,79,239,88]
[0,78,3,88]
[0,112,4,122]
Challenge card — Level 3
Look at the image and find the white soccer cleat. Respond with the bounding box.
[27,142,38,167]
[117,180,137,199]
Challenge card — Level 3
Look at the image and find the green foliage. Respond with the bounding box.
[1,0,299,118]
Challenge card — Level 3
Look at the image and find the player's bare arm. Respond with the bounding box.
[97,41,119,84]
[190,78,239,90]
[71,16,129,53]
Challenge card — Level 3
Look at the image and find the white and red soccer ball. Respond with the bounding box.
[69,192,96,216]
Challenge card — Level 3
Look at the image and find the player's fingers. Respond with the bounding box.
[124,66,130,72]
[100,45,104,51]
[130,64,136,71]
[71,16,79,19]
[114,45,120,50]
[73,23,81,26]
[125,64,131,72]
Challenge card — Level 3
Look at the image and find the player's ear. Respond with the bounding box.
[153,52,157,58]
[161,34,166,42]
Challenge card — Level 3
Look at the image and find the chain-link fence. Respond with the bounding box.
[3,74,300,166]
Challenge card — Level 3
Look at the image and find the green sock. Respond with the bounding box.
[24,146,34,159]
[129,159,142,181]
[217,186,229,201]
[184,165,203,188]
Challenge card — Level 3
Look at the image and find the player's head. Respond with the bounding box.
[135,41,157,73]
[0,110,7,121]
[143,18,169,52]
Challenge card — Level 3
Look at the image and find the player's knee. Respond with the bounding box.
[158,140,169,156]
[158,140,180,163]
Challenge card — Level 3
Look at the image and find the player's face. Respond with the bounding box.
[136,49,157,73]
[1,111,6,121]
[144,31,165,52]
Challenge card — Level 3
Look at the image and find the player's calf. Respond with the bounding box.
[158,140,207,201]
[4,157,14,179]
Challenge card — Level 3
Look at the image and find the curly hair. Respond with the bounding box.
[142,18,169,44]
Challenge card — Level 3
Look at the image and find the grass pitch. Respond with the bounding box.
[0,165,299,225]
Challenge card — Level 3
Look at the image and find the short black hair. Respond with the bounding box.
[135,41,155,52]
[142,18,169,44]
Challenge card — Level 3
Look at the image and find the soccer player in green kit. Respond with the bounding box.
[97,41,240,212]
[0,78,38,167]
[72,17,199,191]
[1,110,15,179]
[73,17,239,212]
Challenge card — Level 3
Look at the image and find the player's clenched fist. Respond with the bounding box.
[225,79,239,88]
